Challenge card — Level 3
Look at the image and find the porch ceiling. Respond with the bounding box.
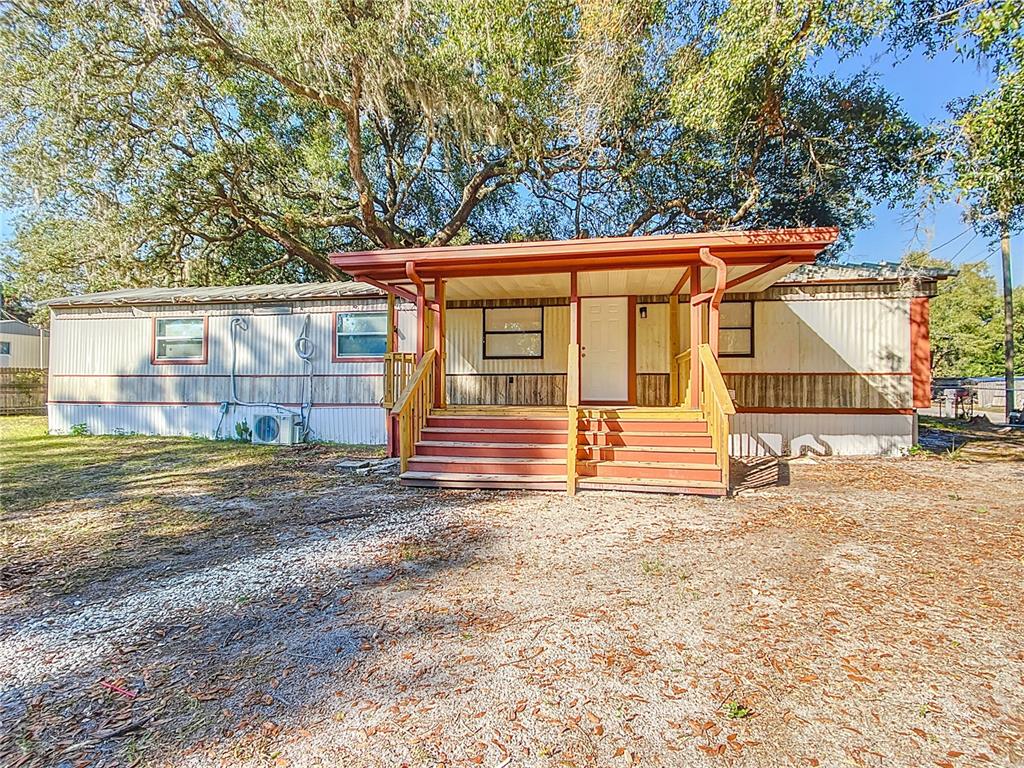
[332,227,840,287]
[389,260,810,301]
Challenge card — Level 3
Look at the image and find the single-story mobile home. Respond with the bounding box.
[47,228,950,495]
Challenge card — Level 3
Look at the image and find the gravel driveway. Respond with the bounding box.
[2,417,1023,767]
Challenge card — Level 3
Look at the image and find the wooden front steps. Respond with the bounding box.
[574,408,726,494]
[399,408,728,496]
[402,413,569,492]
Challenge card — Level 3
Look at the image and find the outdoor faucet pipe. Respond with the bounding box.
[215,316,312,439]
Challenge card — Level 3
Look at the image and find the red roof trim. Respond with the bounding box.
[331,227,839,282]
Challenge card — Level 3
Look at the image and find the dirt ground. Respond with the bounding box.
[2,416,1023,768]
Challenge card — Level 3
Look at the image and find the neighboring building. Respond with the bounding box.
[47,228,951,495]
[963,376,1024,411]
[0,318,49,368]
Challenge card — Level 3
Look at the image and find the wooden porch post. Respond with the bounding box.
[405,261,430,362]
[668,294,680,405]
[708,300,720,358]
[566,273,581,495]
[384,292,397,457]
[433,278,446,409]
[568,272,580,407]
[689,268,702,409]
[386,293,396,356]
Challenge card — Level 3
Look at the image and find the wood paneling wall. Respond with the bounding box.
[446,374,566,405]
[637,374,670,406]
[725,373,913,410]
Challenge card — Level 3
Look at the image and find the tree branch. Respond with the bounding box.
[178,0,353,116]
[428,159,511,246]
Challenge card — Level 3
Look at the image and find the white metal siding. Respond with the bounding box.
[720,298,911,374]
[47,403,385,444]
[50,302,389,376]
[730,413,914,457]
[630,296,910,376]
[48,297,388,443]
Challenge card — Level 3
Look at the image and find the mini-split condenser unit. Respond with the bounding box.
[251,412,301,445]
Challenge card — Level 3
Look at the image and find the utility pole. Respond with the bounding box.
[1001,215,1015,420]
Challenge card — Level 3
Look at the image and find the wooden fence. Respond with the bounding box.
[0,367,47,415]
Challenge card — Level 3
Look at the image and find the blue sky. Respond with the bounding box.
[1,41,1019,288]
[825,42,1022,283]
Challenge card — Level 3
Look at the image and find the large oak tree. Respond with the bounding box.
[2,0,927,305]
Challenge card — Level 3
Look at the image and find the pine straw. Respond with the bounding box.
[2,428,1022,768]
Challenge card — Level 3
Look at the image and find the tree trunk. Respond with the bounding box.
[1000,215,1015,420]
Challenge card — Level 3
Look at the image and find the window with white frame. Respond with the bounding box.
[483,307,544,359]
[0,341,9,356]
[336,311,388,357]
[719,301,754,357]
[154,317,206,362]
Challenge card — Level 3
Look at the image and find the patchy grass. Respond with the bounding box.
[0,416,383,600]
[915,414,1024,461]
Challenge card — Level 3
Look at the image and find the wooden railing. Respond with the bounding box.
[697,344,736,490]
[674,349,691,407]
[674,345,735,489]
[566,343,580,495]
[392,350,436,473]
[383,352,417,409]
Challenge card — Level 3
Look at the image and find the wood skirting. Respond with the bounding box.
[446,373,567,406]
[444,371,912,410]
[637,374,670,406]
[725,372,913,410]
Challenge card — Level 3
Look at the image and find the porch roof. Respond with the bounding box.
[331,227,839,284]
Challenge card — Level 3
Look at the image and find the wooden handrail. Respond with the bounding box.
[698,345,735,416]
[696,343,735,491]
[383,352,416,408]
[392,350,436,473]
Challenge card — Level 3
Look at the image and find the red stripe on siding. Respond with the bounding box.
[724,371,911,377]
[48,401,382,408]
[736,407,914,415]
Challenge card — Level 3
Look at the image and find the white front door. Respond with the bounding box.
[581,297,629,402]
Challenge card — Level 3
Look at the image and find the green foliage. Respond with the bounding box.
[532,3,928,241]
[903,1,1024,232]
[669,0,895,133]
[234,420,251,442]
[903,250,1024,376]
[640,558,665,575]
[69,423,91,437]
[724,700,752,719]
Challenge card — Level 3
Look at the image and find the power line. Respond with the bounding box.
[929,226,972,253]
[947,231,979,262]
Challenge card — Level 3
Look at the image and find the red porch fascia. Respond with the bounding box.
[331,227,839,283]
